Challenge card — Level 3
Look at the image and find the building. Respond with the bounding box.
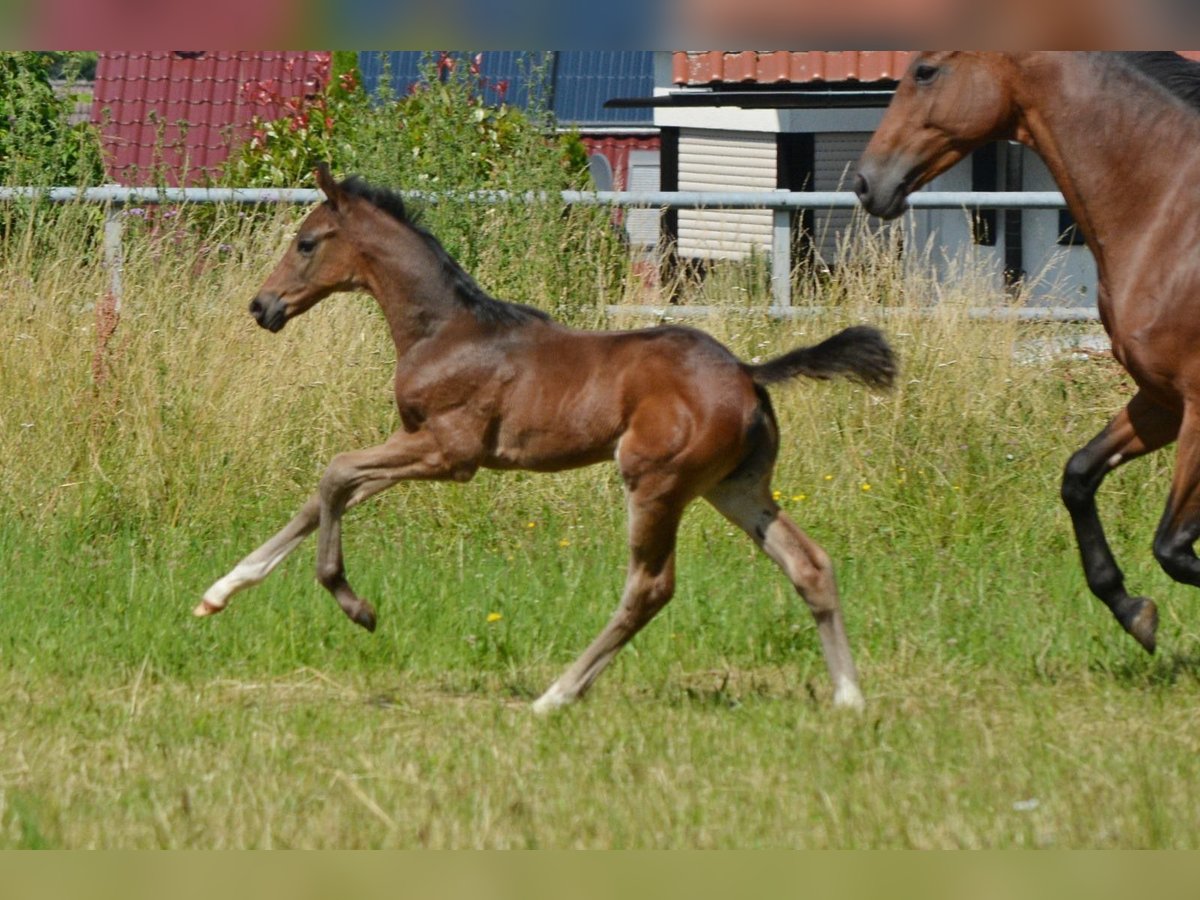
[632,50,1200,306]
[91,50,1196,305]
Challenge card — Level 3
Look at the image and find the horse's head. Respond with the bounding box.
[249,163,365,332]
[856,52,1021,220]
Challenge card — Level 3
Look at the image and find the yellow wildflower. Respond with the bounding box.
[486,612,503,623]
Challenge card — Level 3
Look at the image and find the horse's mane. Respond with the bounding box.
[337,175,551,327]
[1105,52,1200,117]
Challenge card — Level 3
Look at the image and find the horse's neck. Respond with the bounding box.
[1018,55,1200,279]
[361,236,466,357]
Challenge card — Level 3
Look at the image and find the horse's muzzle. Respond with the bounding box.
[853,166,911,221]
[249,293,288,332]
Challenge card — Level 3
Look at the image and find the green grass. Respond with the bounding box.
[2,201,1200,847]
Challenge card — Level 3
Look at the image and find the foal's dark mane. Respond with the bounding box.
[1102,52,1200,117]
[338,175,551,327]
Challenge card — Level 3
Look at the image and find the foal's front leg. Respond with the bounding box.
[197,428,472,627]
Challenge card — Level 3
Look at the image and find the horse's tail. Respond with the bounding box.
[745,325,896,390]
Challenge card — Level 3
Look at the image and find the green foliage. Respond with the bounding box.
[41,50,98,81]
[0,52,104,186]
[223,52,590,193]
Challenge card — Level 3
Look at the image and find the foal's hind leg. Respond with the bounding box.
[705,478,864,710]
[532,479,685,714]
[1061,391,1178,652]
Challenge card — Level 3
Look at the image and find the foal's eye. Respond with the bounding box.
[297,236,317,255]
[914,64,940,85]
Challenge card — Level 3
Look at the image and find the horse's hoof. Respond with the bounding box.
[832,679,866,712]
[1123,597,1158,654]
[350,603,377,633]
[192,598,224,618]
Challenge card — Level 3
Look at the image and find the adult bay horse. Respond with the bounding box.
[197,164,895,711]
[856,51,1200,653]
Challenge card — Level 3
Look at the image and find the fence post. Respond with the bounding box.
[771,207,791,310]
[93,205,123,386]
[103,205,123,313]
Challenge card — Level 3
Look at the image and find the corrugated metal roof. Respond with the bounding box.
[673,51,916,85]
[356,51,655,127]
[92,51,330,186]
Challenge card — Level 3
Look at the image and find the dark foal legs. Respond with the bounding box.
[1061,392,1178,651]
[198,429,473,627]
[313,432,477,629]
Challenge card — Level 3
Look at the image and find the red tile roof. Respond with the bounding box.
[92,51,330,186]
[674,50,1200,85]
[673,51,916,85]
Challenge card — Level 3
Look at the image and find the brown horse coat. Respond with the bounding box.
[199,165,895,710]
[857,51,1200,652]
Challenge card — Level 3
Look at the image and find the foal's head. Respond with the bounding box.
[856,52,1022,220]
[249,163,386,332]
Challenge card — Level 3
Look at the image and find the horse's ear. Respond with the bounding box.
[314,162,341,211]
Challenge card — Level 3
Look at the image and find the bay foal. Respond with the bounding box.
[198,164,895,711]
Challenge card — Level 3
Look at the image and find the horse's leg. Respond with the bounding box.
[1151,406,1200,591]
[196,494,321,617]
[705,477,864,710]
[532,478,685,714]
[312,430,476,630]
[1061,391,1179,652]
[198,428,470,629]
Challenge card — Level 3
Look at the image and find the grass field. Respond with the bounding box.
[2,202,1200,848]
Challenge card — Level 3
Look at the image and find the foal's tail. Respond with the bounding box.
[745,325,896,390]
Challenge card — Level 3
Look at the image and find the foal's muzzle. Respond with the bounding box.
[249,293,288,333]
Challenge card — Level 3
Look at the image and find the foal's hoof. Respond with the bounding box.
[832,679,866,712]
[192,598,224,618]
[1121,597,1158,654]
[347,602,377,633]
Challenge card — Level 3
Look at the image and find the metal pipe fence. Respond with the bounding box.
[1,186,1081,317]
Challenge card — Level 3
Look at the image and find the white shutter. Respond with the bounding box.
[625,149,661,249]
[813,133,871,264]
[677,129,775,260]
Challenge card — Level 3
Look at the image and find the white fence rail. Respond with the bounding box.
[3,187,1079,316]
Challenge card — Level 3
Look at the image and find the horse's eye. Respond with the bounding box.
[914,64,940,85]
[297,237,317,255]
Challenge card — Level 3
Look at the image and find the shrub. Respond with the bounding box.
[223,51,589,193]
[0,52,104,186]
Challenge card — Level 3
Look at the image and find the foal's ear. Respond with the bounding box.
[314,162,342,212]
